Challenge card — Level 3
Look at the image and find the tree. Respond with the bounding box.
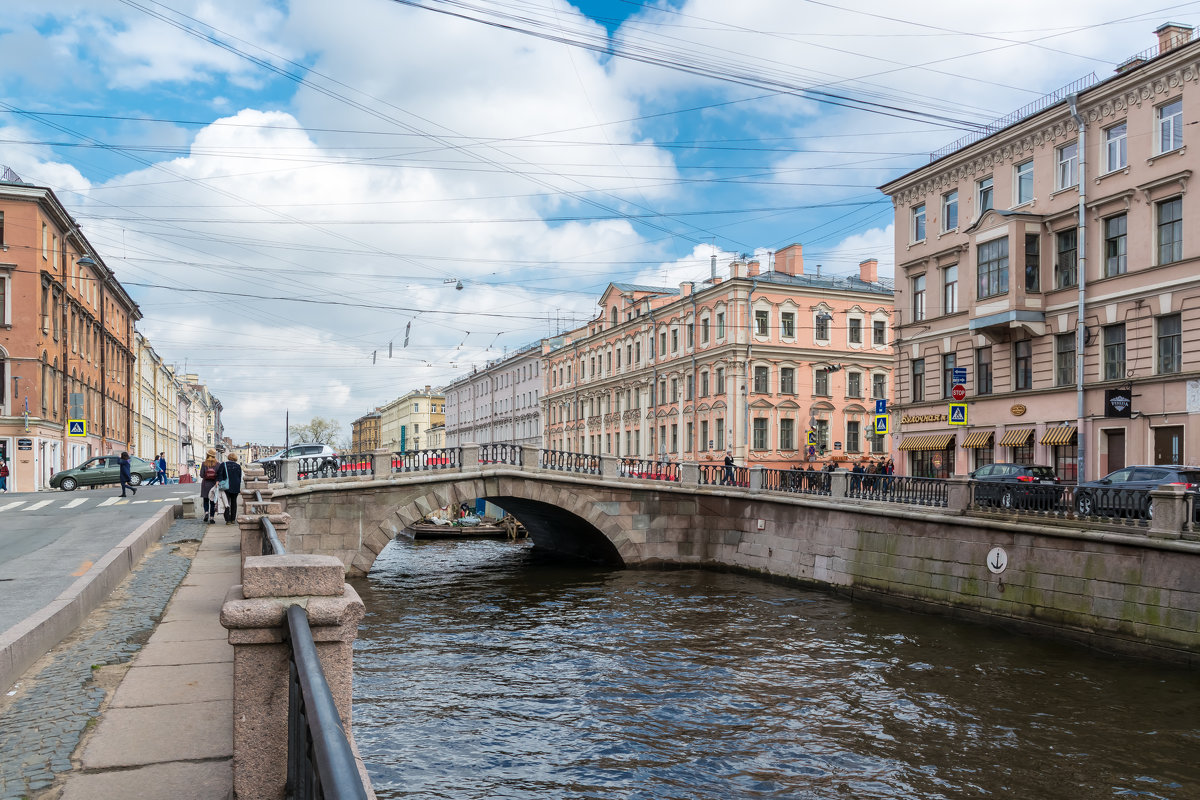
[289,416,343,446]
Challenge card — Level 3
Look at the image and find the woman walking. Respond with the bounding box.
[199,448,220,523]
[118,452,138,497]
[216,452,243,525]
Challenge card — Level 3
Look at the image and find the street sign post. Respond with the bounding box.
[952,367,967,385]
[874,415,889,435]
[875,398,887,415]
[68,420,87,437]
[948,404,967,425]
[807,430,817,446]
[951,384,966,402]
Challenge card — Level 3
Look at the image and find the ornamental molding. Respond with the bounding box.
[891,62,1200,206]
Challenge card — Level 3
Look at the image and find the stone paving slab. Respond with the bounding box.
[80,700,230,768]
[109,661,232,709]
[146,616,228,643]
[159,586,227,621]
[133,638,232,667]
[58,760,231,800]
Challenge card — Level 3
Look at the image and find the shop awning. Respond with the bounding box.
[1040,424,1078,446]
[961,430,995,449]
[998,428,1034,447]
[899,433,956,451]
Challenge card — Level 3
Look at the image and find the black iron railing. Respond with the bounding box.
[337,453,374,477]
[698,463,749,487]
[297,456,338,481]
[479,442,522,465]
[763,468,831,495]
[262,461,281,484]
[540,449,601,475]
[261,515,286,556]
[1071,485,1152,527]
[619,458,680,482]
[391,448,460,473]
[858,475,948,507]
[969,480,1073,518]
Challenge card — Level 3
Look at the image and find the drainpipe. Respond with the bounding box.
[744,276,759,463]
[689,283,699,461]
[1069,94,1088,482]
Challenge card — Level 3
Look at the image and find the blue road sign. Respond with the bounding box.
[874,414,889,435]
[68,420,87,436]
[875,398,887,415]
[952,367,967,384]
[949,404,967,425]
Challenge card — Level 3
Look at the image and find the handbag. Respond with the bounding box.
[217,464,230,491]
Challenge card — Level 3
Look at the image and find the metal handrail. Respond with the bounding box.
[284,605,369,800]
[261,516,286,556]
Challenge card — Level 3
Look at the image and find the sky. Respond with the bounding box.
[3,0,1198,443]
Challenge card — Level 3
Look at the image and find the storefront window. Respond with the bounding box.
[1054,441,1078,483]
[909,446,953,478]
[973,448,995,470]
[1011,443,1034,465]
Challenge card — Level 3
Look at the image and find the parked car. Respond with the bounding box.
[255,443,340,478]
[969,463,1062,509]
[1074,465,1200,519]
[50,455,156,491]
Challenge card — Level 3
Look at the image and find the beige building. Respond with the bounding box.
[444,343,543,448]
[132,332,182,473]
[881,23,1200,481]
[351,409,381,453]
[379,386,446,452]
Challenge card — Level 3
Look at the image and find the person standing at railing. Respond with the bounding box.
[723,451,735,485]
[199,449,220,524]
[216,453,243,525]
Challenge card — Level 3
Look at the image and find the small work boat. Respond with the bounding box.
[406,515,526,539]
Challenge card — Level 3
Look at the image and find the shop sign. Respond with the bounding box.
[1010,404,1027,416]
[1104,388,1132,418]
[17,438,33,451]
[901,413,947,424]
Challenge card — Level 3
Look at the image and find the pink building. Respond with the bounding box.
[881,24,1200,481]
[543,246,894,470]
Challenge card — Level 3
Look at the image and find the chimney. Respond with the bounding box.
[1156,22,1192,53]
[730,260,746,279]
[859,258,879,283]
[775,243,804,276]
[747,260,760,277]
[680,281,692,297]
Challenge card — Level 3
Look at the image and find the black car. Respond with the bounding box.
[969,463,1062,509]
[1073,465,1200,520]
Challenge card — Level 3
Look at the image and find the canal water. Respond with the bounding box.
[351,539,1200,800]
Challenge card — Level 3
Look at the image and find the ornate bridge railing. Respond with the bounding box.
[848,474,947,507]
[540,449,600,475]
[337,453,374,478]
[763,468,831,496]
[479,443,522,466]
[619,458,680,482]
[391,448,460,473]
[698,464,749,487]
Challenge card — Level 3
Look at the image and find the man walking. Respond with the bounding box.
[118,452,137,497]
[155,453,167,485]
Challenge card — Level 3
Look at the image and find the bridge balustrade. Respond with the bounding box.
[969,481,1158,529]
[698,464,749,487]
[296,456,336,481]
[479,443,522,466]
[619,458,680,482]
[763,468,831,496]
[391,448,461,473]
[337,453,374,478]
[850,474,948,507]
[540,449,601,475]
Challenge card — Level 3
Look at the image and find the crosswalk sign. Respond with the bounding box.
[948,404,967,425]
[874,414,888,435]
[68,419,87,436]
[807,430,816,446]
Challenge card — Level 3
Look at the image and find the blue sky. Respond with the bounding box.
[3,0,1198,441]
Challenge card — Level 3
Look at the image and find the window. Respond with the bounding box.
[846,421,860,454]
[635,341,641,363]
[912,274,926,321]
[1056,333,1076,386]
[1025,234,1040,292]
[1055,228,1077,289]
[1056,141,1078,190]
[943,265,958,314]
[814,368,830,396]
[780,367,795,394]
[716,312,725,338]
[780,419,794,450]
[848,318,862,344]
[781,312,795,338]
[1104,324,1126,381]
[660,331,667,355]
[671,424,678,451]
[716,368,725,394]
[715,418,724,450]
[1158,314,1182,374]
[701,318,709,343]
[847,371,862,398]
[1158,99,1183,154]
[700,371,709,396]
[942,190,958,231]
[912,203,926,242]
[0,211,4,246]
[911,358,925,402]
[1105,123,1127,172]
[814,419,830,452]
[1014,340,1032,391]
[815,312,830,340]
[942,353,957,398]
[700,420,709,450]
[670,378,679,402]
[753,366,769,393]
[976,237,1009,299]
[671,328,679,352]
[754,309,769,336]
[752,418,768,450]
[0,274,7,326]
[872,373,887,400]
[1158,197,1183,265]
[976,346,993,395]
[1104,214,1127,277]
[1015,160,1033,204]
[978,176,993,214]
[873,319,886,345]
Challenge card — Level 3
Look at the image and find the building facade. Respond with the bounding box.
[444,344,543,447]
[0,171,140,491]
[350,410,381,453]
[132,332,183,475]
[881,23,1200,481]
[379,386,446,452]
[543,247,894,469]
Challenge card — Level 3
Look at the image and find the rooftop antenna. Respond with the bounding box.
[710,251,716,283]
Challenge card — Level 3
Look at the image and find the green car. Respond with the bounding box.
[50,455,156,491]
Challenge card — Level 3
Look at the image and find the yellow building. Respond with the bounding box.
[379,386,446,452]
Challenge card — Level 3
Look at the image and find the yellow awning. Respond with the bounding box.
[998,428,1034,447]
[899,433,956,451]
[961,430,994,449]
[1040,424,1078,446]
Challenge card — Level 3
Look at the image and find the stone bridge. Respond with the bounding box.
[250,446,1200,664]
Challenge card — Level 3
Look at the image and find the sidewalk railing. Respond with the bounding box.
[479,442,522,465]
[392,448,460,473]
[540,449,600,475]
[850,474,947,507]
[337,453,374,477]
[763,468,831,496]
[699,464,749,487]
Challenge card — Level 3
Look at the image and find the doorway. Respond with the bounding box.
[1153,426,1184,465]
[1104,430,1125,474]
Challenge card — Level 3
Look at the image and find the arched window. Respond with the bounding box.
[611,307,618,325]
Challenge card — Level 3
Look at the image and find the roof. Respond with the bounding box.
[755,270,893,296]
[609,283,680,295]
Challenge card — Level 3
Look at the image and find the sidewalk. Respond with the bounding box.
[56,518,239,800]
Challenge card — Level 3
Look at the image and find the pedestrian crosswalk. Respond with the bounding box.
[0,491,192,514]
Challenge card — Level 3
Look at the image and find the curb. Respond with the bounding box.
[0,503,183,693]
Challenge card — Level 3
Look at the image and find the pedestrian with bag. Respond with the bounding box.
[118,451,137,497]
[0,457,9,492]
[199,449,220,523]
[215,452,243,525]
[154,453,167,485]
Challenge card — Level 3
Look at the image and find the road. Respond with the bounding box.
[0,484,199,631]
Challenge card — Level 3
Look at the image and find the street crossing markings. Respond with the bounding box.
[22,501,52,511]
[98,497,121,507]
[114,499,130,506]
[131,500,149,504]
[62,498,88,509]
[0,501,26,512]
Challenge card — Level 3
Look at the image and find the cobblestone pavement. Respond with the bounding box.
[0,518,205,799]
